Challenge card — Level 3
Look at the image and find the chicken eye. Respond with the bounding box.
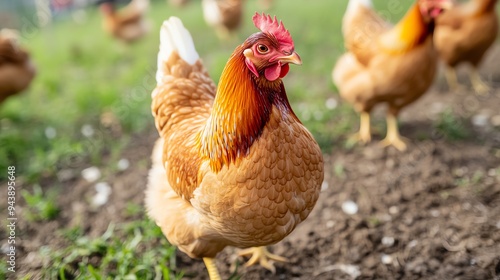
[256,44,269,54]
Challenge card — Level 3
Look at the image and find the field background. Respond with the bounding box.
[1,0,500,279]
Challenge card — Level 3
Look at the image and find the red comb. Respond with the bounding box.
[252,13,294,49]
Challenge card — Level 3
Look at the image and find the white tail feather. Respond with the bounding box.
[156,17,200,84]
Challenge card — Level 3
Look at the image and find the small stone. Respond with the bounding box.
[389,206,399,215]
[81,124,95,137]
[81,166,101,183]
[382,236,395,247]
[381,254,392,264]
[117,158,130,171]
[326,220,335,228]
[45,127,57,139]
[321,181,329,192]
[325,97,338,110]
[342,200,358,215]
[95,182,111,195]
[408,240,418,248]
[430,209,440,217]
[471,114,489,127]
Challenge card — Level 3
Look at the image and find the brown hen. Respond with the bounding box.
[333,0,452,151]
[434,0,499,94]
[0,29,36,104]
[146,14,324,279]
[99,0,150,44]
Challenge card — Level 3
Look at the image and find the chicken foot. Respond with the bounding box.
[379,113,407,151]
[469,67,490,95]
[203,258,222,280]
[238,246,288,273]
[348,111,371,145]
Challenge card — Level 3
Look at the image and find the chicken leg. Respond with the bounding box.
[379,113,407,151]
[238,246,288,273]
[469,67,490,95]
[444,66,459,92]
[203,258,222,280]
[349,111,371,145]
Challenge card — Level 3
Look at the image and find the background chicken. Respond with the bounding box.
[98,0,151,43]
[202,0,243,39]
[0,29,36,105]
[146,14,324,279]
[333,0,451,151]
[434,0,499,94]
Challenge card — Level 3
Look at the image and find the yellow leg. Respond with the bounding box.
[238,246,288,274]
[203,258,222,280]
[379,114,407,151]
[445,67,459,92]
[469,67,490,95]
[348,112,371,145]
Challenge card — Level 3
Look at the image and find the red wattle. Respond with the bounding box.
[279,63,290,78]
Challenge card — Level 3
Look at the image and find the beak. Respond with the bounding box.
[277,52,302,65]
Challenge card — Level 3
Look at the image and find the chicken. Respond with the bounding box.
[202,0,243,40]
[99,0,150,44]
[146,14,324,279]
[0,29,36,104]
[434,0,499,94]
[333,0,452,151]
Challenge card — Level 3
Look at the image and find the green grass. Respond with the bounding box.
[0,0,444,279]
[38,216,183,280]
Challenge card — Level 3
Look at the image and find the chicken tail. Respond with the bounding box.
[156,17,200,84]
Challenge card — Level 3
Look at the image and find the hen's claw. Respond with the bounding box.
[238,247,288,274]
[379,113,407,151]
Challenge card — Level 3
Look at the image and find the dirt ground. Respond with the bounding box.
[4,47,500,279]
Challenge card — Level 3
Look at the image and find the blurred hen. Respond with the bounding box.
[202,0,243,39]
[99,0,150,43]
[333,0,452,151]
[146,13,323,279]
[434,0,499,94]
[0,29,36,105]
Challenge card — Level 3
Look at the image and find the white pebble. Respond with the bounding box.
[92,192,109,207]
[81,124,95,137]
[471,114,489,127]
[326,220,335,228]
[342,200,358,215]
[430,209,440,217]
[81,166,101,183]
[496,221,500,229]
[389,206,399,215]
[381,254,392,264]
[45,127,57,139]
[95,182,111,195]
[117,158,130,171]
[382,236,395,247]
[325,97,338,110]
[321,181,329,192]
[408,240,418,248]
[487,168,497,177]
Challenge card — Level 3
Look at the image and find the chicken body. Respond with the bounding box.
[202,0,243,39]
[333,0,448,151]
[434,0,499,94]
[146,15,323,279]
[99,0,150,43]
[0,29,36,104]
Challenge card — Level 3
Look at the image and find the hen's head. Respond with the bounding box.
[418,0,453,20]
[243,13,301,82]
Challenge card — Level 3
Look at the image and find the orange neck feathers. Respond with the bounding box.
[198,44,293,172]
[378,4,430,54]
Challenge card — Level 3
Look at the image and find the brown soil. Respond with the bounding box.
[3,47,500,280]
